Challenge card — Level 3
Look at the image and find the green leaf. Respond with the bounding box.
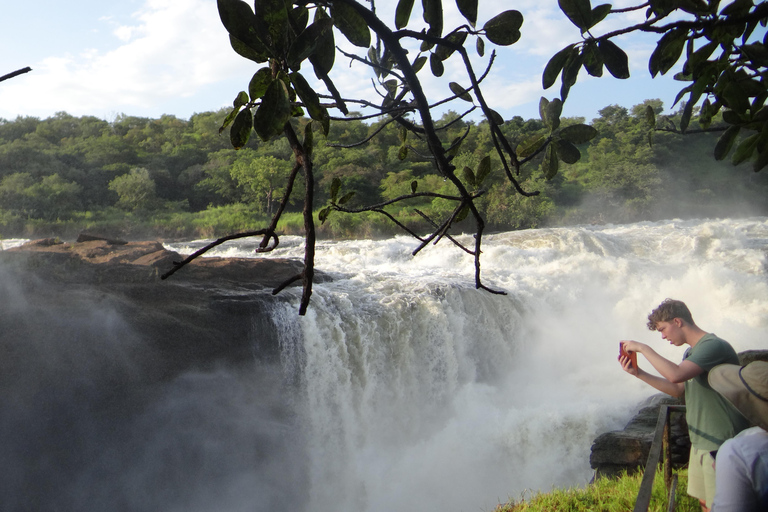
[230,108,252,149]
[287,17,334,68]
[249,68,273,101]
[517,133,548,158]
[590,4,612,27]
[680,99,694,133]
[698,98,713,128]
[649,28,687,77]
[311,8,335,74]
[714,125,741,160]
[411,180,418,193]
[234,90,250,108]
[422,0,444,37]
[582,41,604,77]
[395,0,415,29]
[723,81,751,114]
[560,47,584,101]
[218,0,259,48]
[559,123,598,144]
[330,177,341,201]
[543,44,576,89]
[331,2,371,48]
[476,37,485,57]
[430,53,445,77]
[435,31,468,61]
[413,55,428,73]
[253,79,292,141]
[558,0,592,32]
[722,110,743,125]
[319,206,331,224]
[449,82,473,102]
[338,191,356,205]
[456,0,478,26]
[598,39,630,79]
[476,155,491,184]
[462,166,476,188]
[455,204,470,222]
[219,106,240,134]
[540,97,563,131]
[555,138,581,164]
[488,109,504,125]
[483,10,523,46]
[290,71,328,124]
[229,35,269,63]
[543,143,559,180]
[399,126,408,143]
[398,145,409,160]
[254,0,290,55]
[291,5,309,31]
[731,133,759,165]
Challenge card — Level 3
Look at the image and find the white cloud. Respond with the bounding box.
[0,0,246,120]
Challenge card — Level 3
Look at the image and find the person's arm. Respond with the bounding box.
[619,353,685,397]
[621,340,704,383]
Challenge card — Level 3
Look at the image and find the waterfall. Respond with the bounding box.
[170,216,768,512]
[2,217,767,512]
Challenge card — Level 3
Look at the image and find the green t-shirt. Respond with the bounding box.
[683,333,750,451]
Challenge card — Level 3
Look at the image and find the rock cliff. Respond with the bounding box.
[0,236,324,383]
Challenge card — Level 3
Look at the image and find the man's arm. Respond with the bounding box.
[619,354,686,397]
[618,341,703,397]
[622,340,704,383]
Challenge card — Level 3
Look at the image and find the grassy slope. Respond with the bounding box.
[494,469,700,512]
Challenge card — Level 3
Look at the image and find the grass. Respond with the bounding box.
[494,469,701,512]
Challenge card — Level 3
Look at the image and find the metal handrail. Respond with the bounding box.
[633,404,686,512]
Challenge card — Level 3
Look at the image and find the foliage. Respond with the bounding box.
[547,0,768,171]
[201,0,601,314]
[495,468,700,512]
[108,167,159,211]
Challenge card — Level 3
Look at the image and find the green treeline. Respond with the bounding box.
[1,101,767,240]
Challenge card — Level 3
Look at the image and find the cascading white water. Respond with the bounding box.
[167,216,768,512]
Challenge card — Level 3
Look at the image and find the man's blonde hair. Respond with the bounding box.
[647,299,694,331]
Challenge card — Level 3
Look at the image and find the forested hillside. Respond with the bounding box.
[1,102,766,240]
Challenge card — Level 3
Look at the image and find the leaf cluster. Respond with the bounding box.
[545,0,768,171]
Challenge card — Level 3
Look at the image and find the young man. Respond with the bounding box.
[619,298,749,512]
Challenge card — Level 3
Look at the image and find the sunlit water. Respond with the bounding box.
[2,217,767,512]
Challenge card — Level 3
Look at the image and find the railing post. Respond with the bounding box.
[664,406,672,492]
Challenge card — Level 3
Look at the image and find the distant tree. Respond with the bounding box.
[108,167,158,211]
[230,152,292,214]
[0,172,81,220]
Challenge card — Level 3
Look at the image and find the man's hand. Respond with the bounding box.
[618,352,639,377]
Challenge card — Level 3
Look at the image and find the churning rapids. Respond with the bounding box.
[3,217,768,512]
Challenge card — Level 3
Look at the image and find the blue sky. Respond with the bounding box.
[0,0,692,124]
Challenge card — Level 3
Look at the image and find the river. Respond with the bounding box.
[3,217,768,511]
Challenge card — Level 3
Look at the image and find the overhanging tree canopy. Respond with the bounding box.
[162,0,767,315]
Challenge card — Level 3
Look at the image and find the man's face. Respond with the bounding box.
[656,319,685,346]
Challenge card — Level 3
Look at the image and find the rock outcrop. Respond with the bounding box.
[0,236,326,383]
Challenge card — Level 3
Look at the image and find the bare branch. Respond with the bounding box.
[161,230,275,280]
[0,67,32,83]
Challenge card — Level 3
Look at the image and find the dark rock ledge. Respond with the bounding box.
[0,236,329,384]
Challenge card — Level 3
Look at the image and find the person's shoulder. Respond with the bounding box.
[696,333,735,351]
